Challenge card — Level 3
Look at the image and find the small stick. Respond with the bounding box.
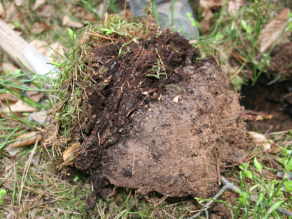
[187,177,292,219]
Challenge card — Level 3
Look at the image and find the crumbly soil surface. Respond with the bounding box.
[241,74,292,132]
[72,30,248,208]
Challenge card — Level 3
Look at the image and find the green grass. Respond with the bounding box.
[193,0,291,90]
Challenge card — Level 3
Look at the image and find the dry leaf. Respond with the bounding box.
[258,8,291,53]
[36,4,54,17]
[6,131,43,150]
[5,147,20,156]
[119,9,132,18]
[62,15,83,28]
[85,12,98,22]
[28,111,48,124]
[33,0,46,10]
[0,100,38,113]
[5,3,21,22]
[63,142,80,165]
[26,84,44,102]
[73,6,98,22]
[248,132,281,153]
[267,143,283,154]
[5,3,15,21]
[31,22,51,34]
[200,0,243,32]
[0,93,18,104]
[228,0,243,15]
[200,0,226,33]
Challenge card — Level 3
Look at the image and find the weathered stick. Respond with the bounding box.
[0,18,33,71]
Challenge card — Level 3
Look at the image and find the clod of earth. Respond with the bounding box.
[67,30,248,208]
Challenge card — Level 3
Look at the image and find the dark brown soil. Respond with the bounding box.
[270,42,292,77]
[210,205,232,219]
[72,30,248,208]
[240,74,292,132]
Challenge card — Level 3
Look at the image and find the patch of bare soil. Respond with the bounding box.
[72,30,248,208]
[210,205,232,219]
[240,74,292,132]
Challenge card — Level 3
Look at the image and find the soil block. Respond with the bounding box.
[68,30,248,207]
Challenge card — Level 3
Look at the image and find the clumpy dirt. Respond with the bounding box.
[240,74,292,132]
[270,42,292,77]
[72,30,248,208]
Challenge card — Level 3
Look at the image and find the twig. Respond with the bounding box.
[187,177,292,219]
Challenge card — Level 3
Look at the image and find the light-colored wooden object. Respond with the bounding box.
[0,18,33,71]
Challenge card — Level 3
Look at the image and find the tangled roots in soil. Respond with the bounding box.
[72,31,248,208]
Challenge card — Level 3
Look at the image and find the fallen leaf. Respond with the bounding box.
[267,143,283,154]
[228,0,243,15]
[33,0,46,10]
[0,93,18,104]
[63,142,81,165]
[26,84,44,102]
[85,12,98,22]
[200,0,225,33]
[0,100,38,113]
[73,6,98,22]
[5,3,21,22]
[119,9,132,18]
[5,131,43,150]
[28,111,49,124]
[31,22,51,34]
[258,8,291,53]
[36,4,54,17]
[248,132,281,153]
[249,132,271,150]
[62,15,83,28]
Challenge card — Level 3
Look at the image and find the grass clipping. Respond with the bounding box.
[52,14,248,208]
